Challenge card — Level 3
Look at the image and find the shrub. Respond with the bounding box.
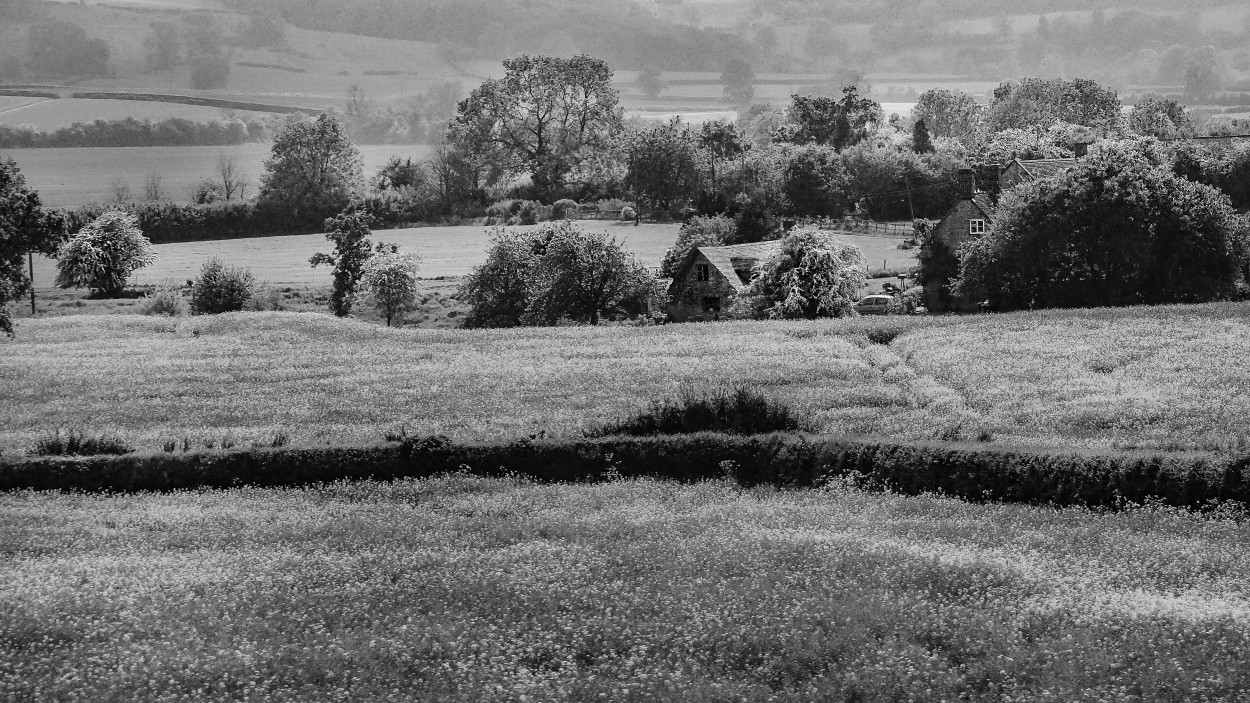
[55,210,156,297]
[516,200,542,225]
[551,198,579,219]
[620,206,637,221]
[141,287,185,316]
[31,430,133,457]
[593,385,805,437]
[486,200,517,224]
[190,257,256,314]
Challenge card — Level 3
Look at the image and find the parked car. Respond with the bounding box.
[854,294,894,315]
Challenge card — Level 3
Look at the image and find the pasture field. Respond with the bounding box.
[3,476,1249,700]
[3,302,1249,455]
[23,224,915,284]
[0,143,433,208]
[0,98,277,131]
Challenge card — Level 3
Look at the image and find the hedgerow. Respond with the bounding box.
[3,433,1247,510]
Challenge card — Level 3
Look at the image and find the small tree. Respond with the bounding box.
[734,226,867,319]
[55,211,155,298]
[190,257,255,314]
[358,250,421,326]
[637,67,668,100]
[1,158,65,337]
[720,59,756,105]
[310,206,375,317]
[912,119,935,154]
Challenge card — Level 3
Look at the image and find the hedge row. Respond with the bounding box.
[0,89,60,99]
[69,92,319,116]
[3,433,1247,509]
[63,201,329,243]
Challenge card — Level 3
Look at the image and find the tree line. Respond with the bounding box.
[0,117,266,149]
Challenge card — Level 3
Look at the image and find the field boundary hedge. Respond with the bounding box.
[3,433,1247,509]
[69,92,320,116]
[0,89,60,99]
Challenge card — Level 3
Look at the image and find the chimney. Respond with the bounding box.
[957,168,975,201]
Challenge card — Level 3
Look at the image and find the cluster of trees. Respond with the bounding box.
[0,118,265,149]
[951,140,1250,311]
[23,19,110,78]
[458,221,657,327]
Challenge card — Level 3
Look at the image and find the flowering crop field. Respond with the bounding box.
[3,302,1250,455]
[3,476,1249,701]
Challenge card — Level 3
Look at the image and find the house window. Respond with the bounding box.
[696,264,710,281]
[701,296,721,312]
[969,219,986,235]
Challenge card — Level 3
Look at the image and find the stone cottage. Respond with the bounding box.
[998,157,1077,193]
[666,241,781,321]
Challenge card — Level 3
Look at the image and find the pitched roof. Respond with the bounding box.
[970,193,995,219]
[1011,158,1077,182]
[698,241,783,292]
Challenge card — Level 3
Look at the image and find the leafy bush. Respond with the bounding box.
[486,200,518,224]
[31,430,133,457]
[551,199,579,219]
[55,210,156,297]
[190,257,256,314]
[619,206,637,221]
[515,200,541,225]
[593,385,805,437]
[141,287,185,316]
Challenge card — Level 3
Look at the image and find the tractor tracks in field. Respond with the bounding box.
[860,339,991,440]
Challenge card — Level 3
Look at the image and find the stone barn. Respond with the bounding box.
[666,241,781,322]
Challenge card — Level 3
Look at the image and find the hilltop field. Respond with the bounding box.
[3,302,1248,457]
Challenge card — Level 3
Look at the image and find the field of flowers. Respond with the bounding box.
[3,476,1249,701]
[3,302,1250,455]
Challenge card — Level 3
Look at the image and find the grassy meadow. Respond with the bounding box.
[3,476,1249,700]
[3,302,1249,456]
[0,144,433,208]
[21,223,915,286]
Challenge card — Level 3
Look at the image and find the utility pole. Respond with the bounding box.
[28,252,35,315]
[904,176,916,222]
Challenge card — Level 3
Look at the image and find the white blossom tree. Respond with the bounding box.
[55,210,155,297]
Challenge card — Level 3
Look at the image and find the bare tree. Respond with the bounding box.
[216,153,247,201]
[110,179,132,204]
[143,172,164,202]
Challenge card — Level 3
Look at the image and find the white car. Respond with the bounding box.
[854,295,894,315]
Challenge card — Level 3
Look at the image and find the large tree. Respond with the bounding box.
[55,211,155,298]
[720,60,756,105]
[1129,97,1195,139]
[449,54,623,200]
[0,159,64,336]
[786,87,882,150]
[912,88,982,139]
[625,119,703,215]
[987,78,1122,134]
[258,114,363,220]
[956,142,1250,311]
